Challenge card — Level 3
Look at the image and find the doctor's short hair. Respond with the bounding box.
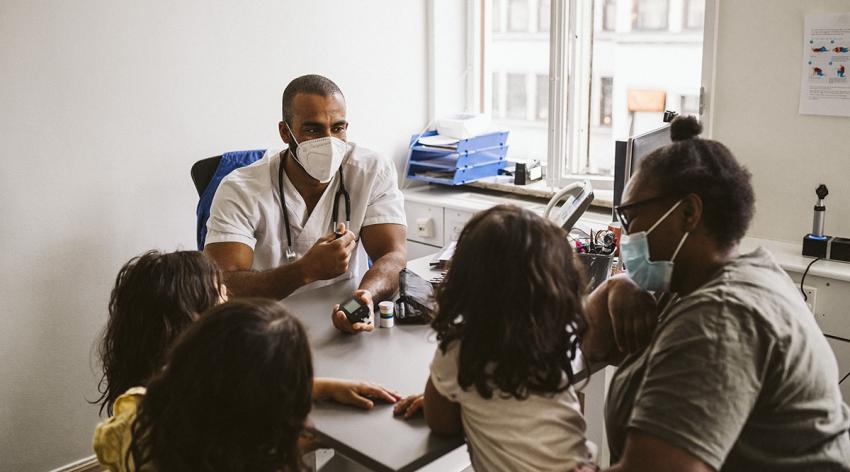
[431,205,587,400]
[281,74,345,123]
[638,115,755,249]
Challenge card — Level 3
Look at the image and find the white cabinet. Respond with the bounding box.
[444,209,475,242]
[404,201,444,248]
[406,239,442,261]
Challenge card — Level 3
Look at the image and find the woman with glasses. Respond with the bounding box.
[581,116,850,471]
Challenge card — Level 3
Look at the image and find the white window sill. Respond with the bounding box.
[463,177,614,209]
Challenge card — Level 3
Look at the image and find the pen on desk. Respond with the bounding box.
[398,271,407,319]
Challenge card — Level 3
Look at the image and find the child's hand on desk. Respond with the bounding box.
[393,394,424,419]
[298,422,324,454]
[314,378,400,410]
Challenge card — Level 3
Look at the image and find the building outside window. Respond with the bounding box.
[632,0,669,31]
[684,0,705,30]
[506,73,528,119]
[474,0,705,180]
[537,74,549,120]
[600,77,613,126]
[538,0,550,32]
[602,0,618,32]
[508,0,529,32]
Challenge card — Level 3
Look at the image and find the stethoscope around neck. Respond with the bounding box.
[277,151,351,262]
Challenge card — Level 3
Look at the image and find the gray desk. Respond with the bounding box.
[282,256,588,471]
[280,258,462,472]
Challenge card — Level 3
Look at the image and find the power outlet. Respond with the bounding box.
[802,285,817,313]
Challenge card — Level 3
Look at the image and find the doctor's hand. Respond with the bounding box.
[607,274,658,354]
[331,289,375,334]
[300,223,357,282]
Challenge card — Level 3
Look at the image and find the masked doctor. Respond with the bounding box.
[204,75,407,334]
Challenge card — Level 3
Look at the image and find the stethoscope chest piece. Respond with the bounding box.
[284,247,298,263]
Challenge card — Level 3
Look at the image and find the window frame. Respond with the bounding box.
[426,0,718,194]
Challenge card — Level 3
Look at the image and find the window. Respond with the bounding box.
[432,0,706,187]
[536,74,549,120]
[602,0,618,32]
[587,0,704,177]
[632,0,669,31]
[486,0,550,162]
[492,0,503,33]
[506,73,528,119]
[538,0,550,33]
[492,72,503,117]
[683,0,705,30]
[600,77,613,126]
[680,94,700,116]
[508,0,529,32]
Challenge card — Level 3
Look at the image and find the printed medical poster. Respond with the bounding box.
[799,12,850,117]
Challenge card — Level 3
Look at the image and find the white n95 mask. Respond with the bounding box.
[619,199,689,293]
[286,122,347,183]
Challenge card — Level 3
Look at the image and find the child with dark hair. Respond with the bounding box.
[394,205,596,471]
[94,299,315,471]
[94,250,225,415]
[95,250,399,420]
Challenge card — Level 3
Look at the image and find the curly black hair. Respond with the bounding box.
[638,115,755,249]
[127,299,313,472]
[431,205,586,400]
[94,250,223,415]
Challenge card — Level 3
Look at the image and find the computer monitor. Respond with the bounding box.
[612,124,672,211]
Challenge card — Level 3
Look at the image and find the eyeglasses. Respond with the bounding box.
[614,195,670,234]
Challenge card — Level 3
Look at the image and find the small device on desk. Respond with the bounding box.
[338,297,371,324]
[513,161,544,185]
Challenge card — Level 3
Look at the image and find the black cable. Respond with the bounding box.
[277,152,293,248]
[800,258,822,301]
[840,371,850,385]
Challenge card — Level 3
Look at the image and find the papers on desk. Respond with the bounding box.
[429,241,456,270]
[417,134,459,149]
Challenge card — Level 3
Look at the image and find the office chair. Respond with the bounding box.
[192,150,265,249]
[191,155,223,196]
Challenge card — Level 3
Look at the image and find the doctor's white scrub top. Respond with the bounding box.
[204,143,407,294]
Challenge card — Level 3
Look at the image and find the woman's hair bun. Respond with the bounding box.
[670,115,703,142]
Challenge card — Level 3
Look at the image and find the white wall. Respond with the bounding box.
[0,1,427,470]
[707,0,850,243]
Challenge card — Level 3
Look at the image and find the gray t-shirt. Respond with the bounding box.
[605,248,850,471]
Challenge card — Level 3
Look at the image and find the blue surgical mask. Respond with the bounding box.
[619,199,689,293]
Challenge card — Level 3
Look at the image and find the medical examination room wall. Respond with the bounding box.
[707,0,849,243]
[706,0,850,400]
[0,1,427,470]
